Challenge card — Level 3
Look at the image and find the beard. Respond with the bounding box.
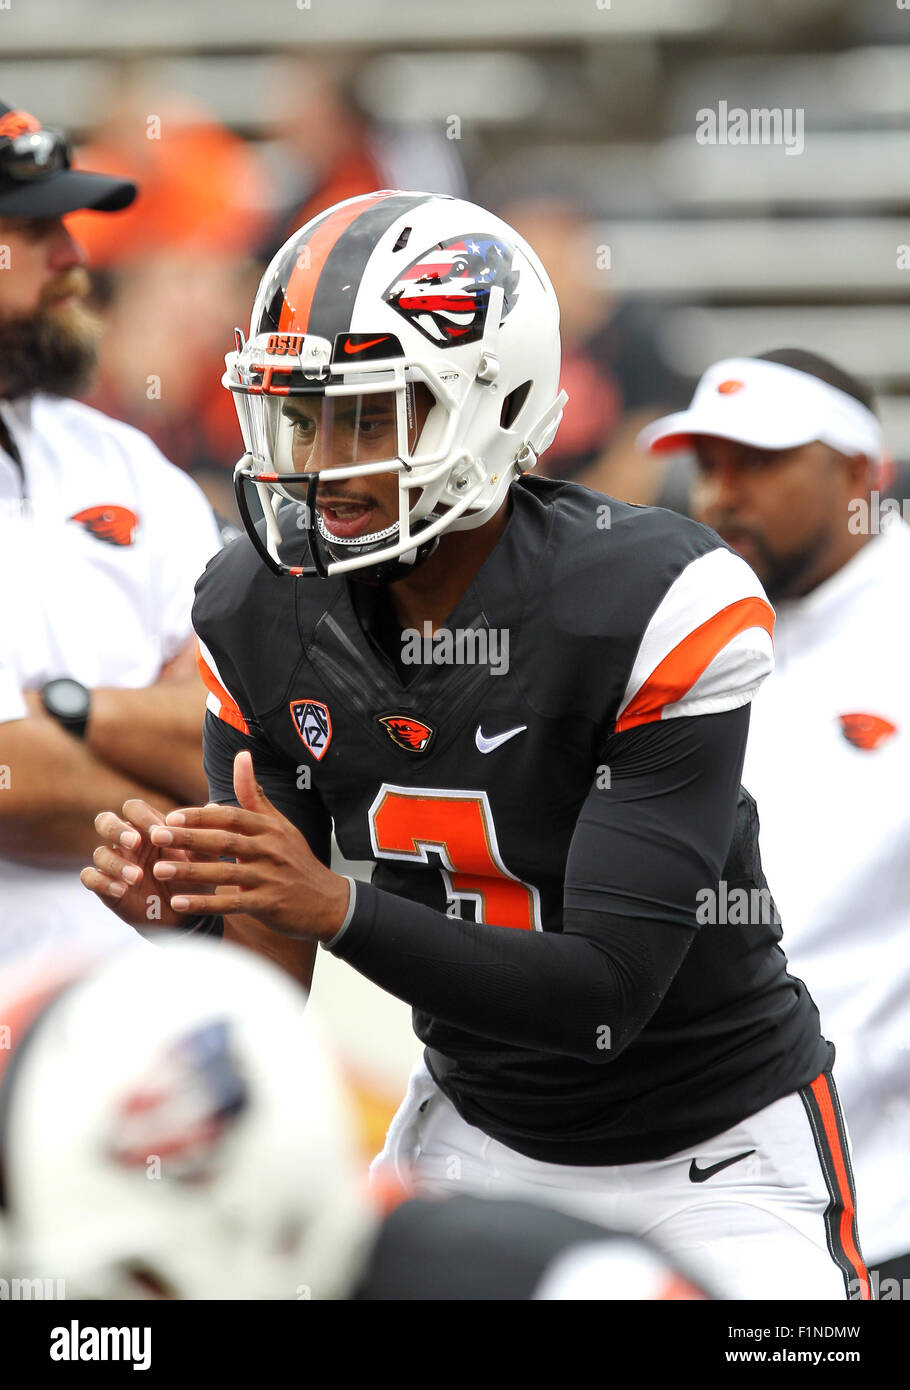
[0,270,101,400]
[759,545,832,604]
[715,518,831,603]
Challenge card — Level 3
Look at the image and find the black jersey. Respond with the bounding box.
[193,476,832,1164]
[351,1195,709,1300]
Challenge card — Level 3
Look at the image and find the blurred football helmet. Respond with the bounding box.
[225,190,567,583]
[0,937,370,1300]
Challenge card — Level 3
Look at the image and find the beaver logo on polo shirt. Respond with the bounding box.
[838,712,897,751]
[70,505,139,546]
[290,699,332,760]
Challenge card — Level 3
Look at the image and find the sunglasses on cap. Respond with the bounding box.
[0,126,71,183]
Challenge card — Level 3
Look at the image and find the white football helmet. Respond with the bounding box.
[0,938,371,1300]
[225,190,567,583]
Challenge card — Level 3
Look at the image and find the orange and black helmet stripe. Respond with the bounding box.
[257,190,434,341]
[799,1068,871,1299]
[278,191,390,335]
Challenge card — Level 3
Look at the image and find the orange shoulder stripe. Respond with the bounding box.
[616,596,774,733]
[195,641,249,735]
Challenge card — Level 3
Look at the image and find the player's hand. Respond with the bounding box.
[80,799,201,931]
[146,751,350,940]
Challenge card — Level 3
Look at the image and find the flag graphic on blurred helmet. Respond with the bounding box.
[108,1019,248,1180]
[383,235,520,346]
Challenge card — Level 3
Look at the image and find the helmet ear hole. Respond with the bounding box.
[500,381,532,430]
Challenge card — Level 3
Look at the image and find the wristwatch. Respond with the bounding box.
[40,678,91,739]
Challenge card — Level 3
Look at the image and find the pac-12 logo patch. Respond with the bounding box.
[290,699,332,759]
[378,714,434,753]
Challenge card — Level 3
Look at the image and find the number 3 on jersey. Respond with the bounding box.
[369,785,542,931]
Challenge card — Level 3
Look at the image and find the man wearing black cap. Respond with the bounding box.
[0,101,222,967]
[0,105,135,405]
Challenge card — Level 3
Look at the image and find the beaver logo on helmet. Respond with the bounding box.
[383,235,520,347]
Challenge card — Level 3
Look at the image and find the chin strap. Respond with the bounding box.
[514,390,569,473]
[474,285,568,476]
[445,386,570,536]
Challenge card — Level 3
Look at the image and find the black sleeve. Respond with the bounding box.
[202,709,333,868]
[328,706,749,1062]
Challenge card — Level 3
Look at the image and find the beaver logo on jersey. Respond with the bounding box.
[383,234,520,347]
[378,714,435,753]
[70,505,139,546]
[838,712,897,751]
[291,699,333,760]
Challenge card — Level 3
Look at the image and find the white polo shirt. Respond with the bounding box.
[743,519,910,1266]
[0,393,223,965]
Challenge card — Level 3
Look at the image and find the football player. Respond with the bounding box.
[83,192,868,1300]
[0,935,710,1301]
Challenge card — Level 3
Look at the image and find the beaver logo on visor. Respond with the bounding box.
[383,234,520,347]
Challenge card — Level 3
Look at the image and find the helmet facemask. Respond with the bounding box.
[227,331,496,584]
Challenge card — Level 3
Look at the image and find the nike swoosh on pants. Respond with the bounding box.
[688,1149,756,1183]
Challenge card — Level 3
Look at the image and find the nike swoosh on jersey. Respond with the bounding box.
[475,724,528,754]
[688,1149,755,1183]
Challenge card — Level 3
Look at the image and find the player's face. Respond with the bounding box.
[281,382,435,541]
[690,435,862,601]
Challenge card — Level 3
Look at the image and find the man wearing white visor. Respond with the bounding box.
[640,348,910,1295]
